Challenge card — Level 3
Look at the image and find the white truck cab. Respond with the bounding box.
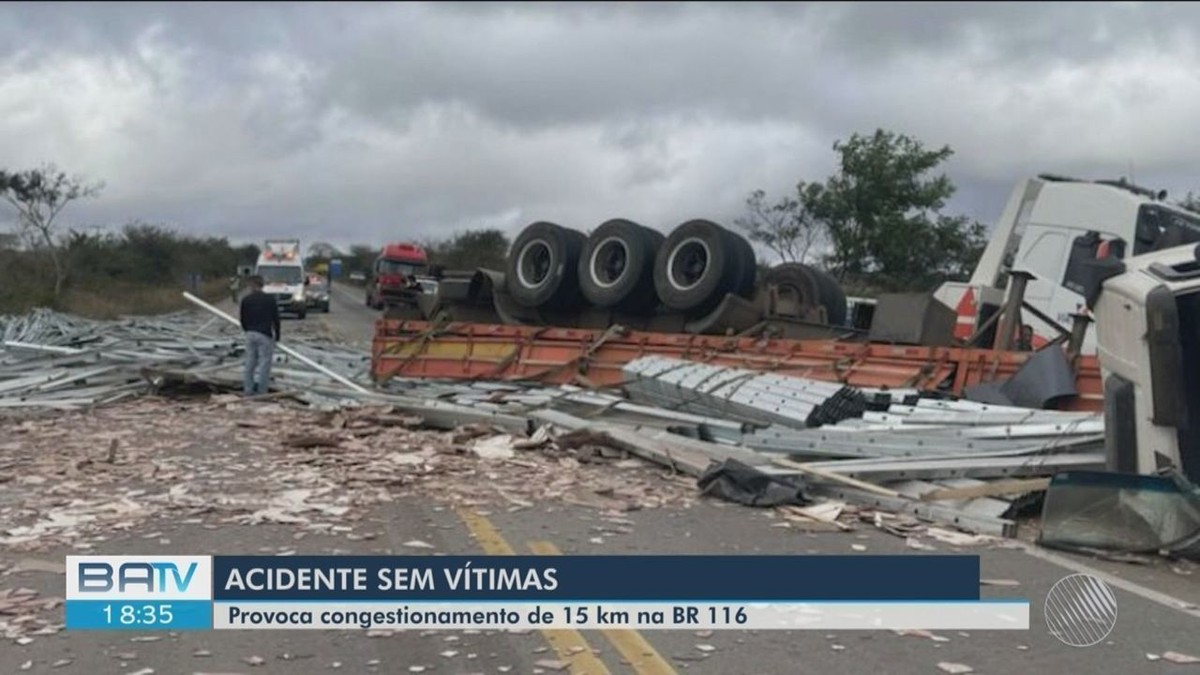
[1093,242,1200,483]
[255,239,308,319]
[935,175,1200,353]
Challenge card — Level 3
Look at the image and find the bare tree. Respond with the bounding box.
[733,188,825,264]
[0,165,103,298]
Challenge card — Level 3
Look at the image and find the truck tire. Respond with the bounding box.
[654,219,737,313]
[809,267,847,326]
[725,229,757,298]
[506,221,586,309]
[763,263,822,317]
[578,219,663,313]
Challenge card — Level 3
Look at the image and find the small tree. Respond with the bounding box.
[801,130,985,291]
[1180,192,1200,215]
[734,188,825,264]
[0,165,103,298]
[425,228,510,270]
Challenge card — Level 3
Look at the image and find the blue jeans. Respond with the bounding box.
[243,331,275,396]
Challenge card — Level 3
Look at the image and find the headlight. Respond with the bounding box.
[293,292,305,301]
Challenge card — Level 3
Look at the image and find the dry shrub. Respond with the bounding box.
[59,279,228,319]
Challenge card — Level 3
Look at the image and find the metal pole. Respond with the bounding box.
[1065,312,1093,370]
[993,271,1033,351]
[2,341,87,355]
[182,291,371,395]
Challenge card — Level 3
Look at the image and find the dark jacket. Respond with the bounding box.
[240,290,281,341]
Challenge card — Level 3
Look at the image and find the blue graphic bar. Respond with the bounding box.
[66,600,213,630]
[212,555,980,601]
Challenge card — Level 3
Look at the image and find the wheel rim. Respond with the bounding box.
[589,236,630,289]
[516,239,554,289]
[665,237,711,291]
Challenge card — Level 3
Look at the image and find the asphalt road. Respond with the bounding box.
[4,284,1198,675]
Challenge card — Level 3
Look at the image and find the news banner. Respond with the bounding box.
[65,555,1029,631]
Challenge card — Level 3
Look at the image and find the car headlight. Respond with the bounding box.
[293,292,305,301]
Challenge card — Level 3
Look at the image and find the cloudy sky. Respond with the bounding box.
[2,2,1199,253]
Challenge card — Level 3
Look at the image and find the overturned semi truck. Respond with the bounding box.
[394,219,854,339]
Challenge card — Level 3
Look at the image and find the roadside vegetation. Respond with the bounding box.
[0,165,259,317]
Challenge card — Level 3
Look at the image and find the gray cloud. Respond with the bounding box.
[1,2,1199,254]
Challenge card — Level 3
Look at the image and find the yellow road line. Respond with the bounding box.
[455,508,611,675]
[528,540,678,675]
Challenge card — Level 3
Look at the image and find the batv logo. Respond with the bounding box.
[78,562,199,594]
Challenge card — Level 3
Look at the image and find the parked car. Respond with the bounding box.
[304,273,331,313]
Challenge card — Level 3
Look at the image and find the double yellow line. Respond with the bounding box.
[456,508,677,675]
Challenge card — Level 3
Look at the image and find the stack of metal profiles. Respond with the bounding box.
[0,310,373,411]
[620,355,927,428]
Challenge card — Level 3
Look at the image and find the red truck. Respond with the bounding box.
[365,242,429,310]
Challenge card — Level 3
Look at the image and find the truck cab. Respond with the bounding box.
[366,243,429,310]
[1094,242,1200,482]
[256,239,308,319]
[935,175,1200,353]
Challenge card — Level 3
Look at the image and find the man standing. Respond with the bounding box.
[239,275,281,396]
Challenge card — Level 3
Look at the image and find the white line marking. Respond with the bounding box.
[1014,542,1200,620]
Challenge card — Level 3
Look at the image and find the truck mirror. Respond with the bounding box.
[1074,257,1127,310]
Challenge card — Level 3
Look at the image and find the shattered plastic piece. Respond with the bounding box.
[695,644,716,652]
[241,656,266,667]
[471,435,517,460]
[1164,652,1200,664]
[51,660,73,668]
[126,669,155,675]
[534,661,569,671]
[402,540,434,549]
[905,537,936,551]
[936,663,973,674]
[925,528,994,547]
[851,544,867,552]
[980,579,1020,587]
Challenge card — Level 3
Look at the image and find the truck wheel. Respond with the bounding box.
[578,219,663,313]
[654,219,736,313]
[725,228,757,298]
[506,221,586,309]
[763,263,822,318]
[809,267,847,326]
